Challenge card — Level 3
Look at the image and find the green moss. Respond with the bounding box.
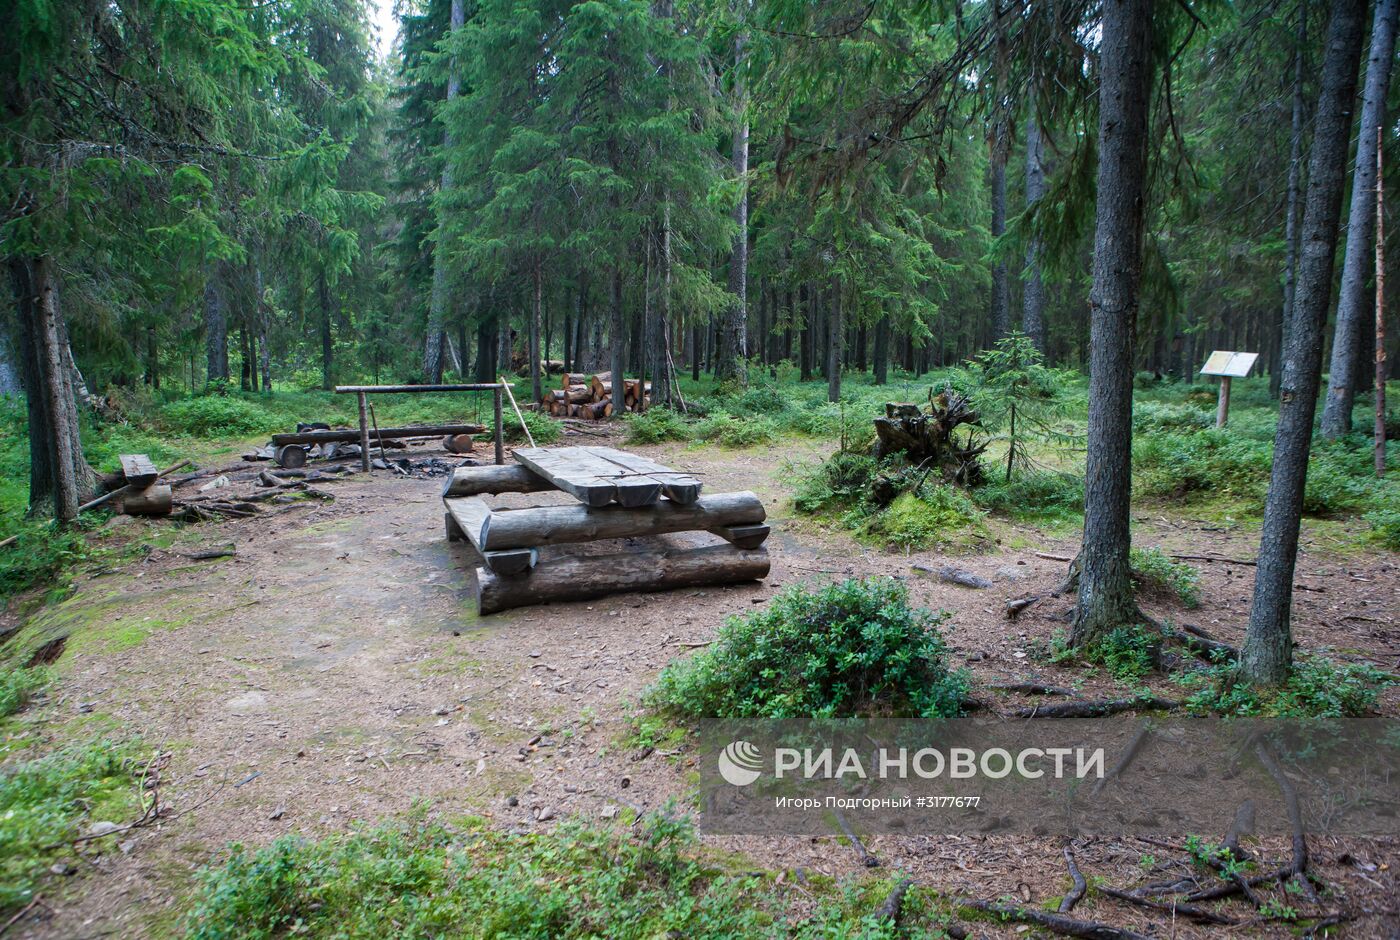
[859,488,989,552]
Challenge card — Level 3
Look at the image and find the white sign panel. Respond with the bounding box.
[1200,351,1258,378]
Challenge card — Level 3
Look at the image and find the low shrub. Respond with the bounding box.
[624,407,693,444]
[1052,625,1158,681]
[0,663,52,719]
[1132,429,1271,502]
[860,487,988,551]
[505,410,561,445]
[648,577,967,720]
[1132,402,1213,432]
[792,452,878,515]
[0,523,89,600]
[0,740,143,911]
[1364,503,1400,550]
[159,395,279,436]
[1180,654,1393,718]
[1129,547,1202,608]
[973,471,1084,522]
[694,411,779,448]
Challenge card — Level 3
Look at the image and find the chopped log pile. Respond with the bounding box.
[541,371,652,419]
[872,391,987,486]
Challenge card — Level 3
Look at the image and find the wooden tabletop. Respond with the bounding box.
[512,446,702,507]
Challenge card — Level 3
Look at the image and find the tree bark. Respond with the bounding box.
[1274,6,1308,399]
[1023,116,1048,352]
[827,278,843,402]
[1245,0,1368,685]
[989,143,1009,341]
[422,0,465,383]
[10,255,95,522]
[1321,0,1398,437]
[716,33,749,386]
[531,259,544,403]
[610,266,625,416]
[872,315,890,385]
[1071,0,1154,647]
[319,266,333,391]
[204,267,229,385]
[254,265,272,392]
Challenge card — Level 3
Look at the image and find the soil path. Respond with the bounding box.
[7,431,1398,938]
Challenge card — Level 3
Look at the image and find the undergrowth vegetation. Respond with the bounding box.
[184,808,945,939]
[0,739,144,911]
[1179,654,1393,718]
[647,577,967,720]
[0,663,52,719]
[1129,548,1202,608]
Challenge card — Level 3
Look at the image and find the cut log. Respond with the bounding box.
[476,543,769,614]
[590,371,612,399]
[565,384,591,404]
[561,372,587,390]
[709,523,770,549]
[441,464,555,498]
[122,484,172,516]
[447,490,765,551]
[275,445,307,469]
[119,454,159,488]
[443,434,475,454]
[270,424,485,446]
[483,547,539,576]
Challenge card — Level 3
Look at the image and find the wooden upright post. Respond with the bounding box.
[1215,375,1232,428]
[493,386,505,465]
[357,391,371,473]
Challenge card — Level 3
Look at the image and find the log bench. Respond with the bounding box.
[441,447,770,614]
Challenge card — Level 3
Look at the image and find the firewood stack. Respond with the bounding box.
[541,371,652,419]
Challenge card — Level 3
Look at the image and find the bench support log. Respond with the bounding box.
[477,544,769,614]
[442,464,554,498]
[447,490,765,551]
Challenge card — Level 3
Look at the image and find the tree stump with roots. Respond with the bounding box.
[871,392,986,487]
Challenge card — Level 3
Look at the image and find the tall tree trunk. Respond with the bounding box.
[239,327,252,391]
[319,267,333,391]
[531,259,544,403]
[1023,116,1048,351]
[11,255,94,521]
[989,146,1009,341]
[1321,0,1398,437]
[827,279,843,402]
[610,267,626,415]
[716,34,749,385]
[654,211,674,405]
[1245,0,1368,684]
[1274,6,1308,399]
[799,285,813,380]
[498,310,512,376]
[563,288,573,374]
[422,0,465,383]
[204,267,229,386]
[872,315,889,385]
[254,265,272,393]
[475,320,496,382]
[1071,0,1154,647]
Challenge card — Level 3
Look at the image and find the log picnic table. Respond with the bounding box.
[442,446,771,614]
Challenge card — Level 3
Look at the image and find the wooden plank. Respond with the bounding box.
[583,447,702,504]
[476,491,765,551]
[709,523,770,550]
[441,464,555,498]
[512,446,624,507]
[119,454,159,488]
[443,496,493,555]
[476,544,769,614]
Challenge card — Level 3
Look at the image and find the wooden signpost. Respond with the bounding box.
[1199,351,1259,428]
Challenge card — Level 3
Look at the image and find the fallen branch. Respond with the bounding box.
[1059,846,1087,913]
[1170,553,1257,566]
[1036,551,1075,562]
[913,564,992,589]
[1013,698,1181,719]
[1090,724,1151,798]
[832,808,879,867]
[182,546,236,561]
[874,877,912,925]
[959,899,1150,940]
[1097,886,1239,925]
[990,681,1074,696]
[1005,595,1043,619]
[0,894,44,937]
